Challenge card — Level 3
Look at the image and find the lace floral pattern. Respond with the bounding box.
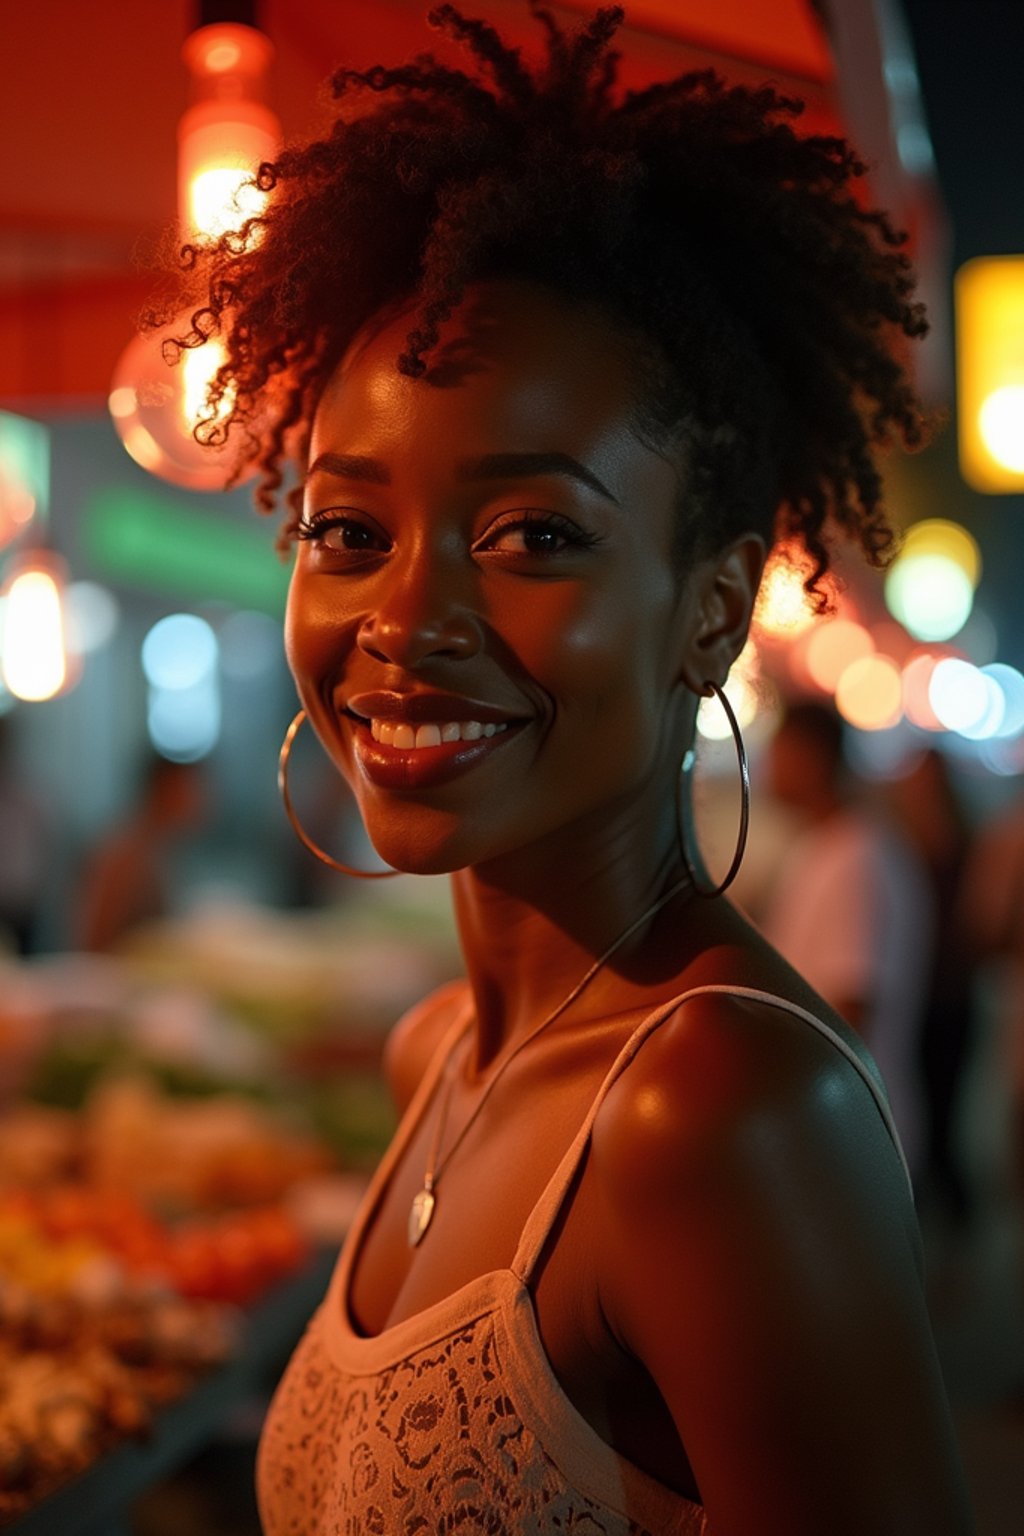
[256,1305,692,1536]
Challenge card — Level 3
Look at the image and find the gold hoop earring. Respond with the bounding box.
[677,681,750,899]
[278,709,400,879]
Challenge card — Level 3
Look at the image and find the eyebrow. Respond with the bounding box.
[306,449,620,505]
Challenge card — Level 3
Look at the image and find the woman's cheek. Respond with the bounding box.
[284,571,346,694]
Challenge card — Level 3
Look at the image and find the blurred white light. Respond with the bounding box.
[884,553,974,642]
[65,581,120,655]
[984,663,1024,738]
[978,384,1024,474]
[219,608,281,680]
[928,658,990,734]
[1,563,68,701]
[697,672,758,740]
[147,678,221,762]
[141,613,218,691]
[957,672,1006,740]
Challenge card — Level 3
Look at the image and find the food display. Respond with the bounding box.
[0,946,392,1528]
[0,1094,322,1526]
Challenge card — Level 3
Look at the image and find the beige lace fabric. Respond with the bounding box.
[256,985,910,1535]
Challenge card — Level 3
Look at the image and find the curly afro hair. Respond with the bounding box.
[156,1,929,596]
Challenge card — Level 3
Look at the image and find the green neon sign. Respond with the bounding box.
[83,487,291,614]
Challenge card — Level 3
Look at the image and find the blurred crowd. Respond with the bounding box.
[746,702,1024,1291]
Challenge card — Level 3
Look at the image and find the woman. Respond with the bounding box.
[167,5,971,1530]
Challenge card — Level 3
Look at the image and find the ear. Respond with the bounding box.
[677,534,766,694]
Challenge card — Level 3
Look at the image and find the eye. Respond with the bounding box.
[474,511,601,559]
[296,511,390,554]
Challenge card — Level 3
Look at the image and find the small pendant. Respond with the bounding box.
[408,1186,436,1247]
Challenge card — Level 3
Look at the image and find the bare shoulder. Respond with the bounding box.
[588,989,968,1533]
[381,979,470,1116]
[594,985,911,1219]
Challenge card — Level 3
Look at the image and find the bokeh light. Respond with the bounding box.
[928,658,992,734]
[141,613,218,691]
[803,619,874,694]
[900,519,982,585]
[752,543,819,639]
[983,662,1024,738]
[884,519,981,644]
[901,652,945,731]
[0,554,74,702]
[834,654,903,731]
[148,679,221,762]
[978,383,1024,473]
[884,553,974,642]
[697,640,761,740]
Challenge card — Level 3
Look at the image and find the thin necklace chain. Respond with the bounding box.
[423,871,693,1199]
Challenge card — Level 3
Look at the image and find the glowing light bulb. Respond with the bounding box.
[109,313,253,492]
[178,23,278,241]
[187,163,269,242]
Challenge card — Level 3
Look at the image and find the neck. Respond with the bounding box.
[449,799,695,1075]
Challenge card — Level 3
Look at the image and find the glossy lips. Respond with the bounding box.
[345,692,523,788]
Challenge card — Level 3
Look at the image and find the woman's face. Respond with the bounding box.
[286,279,705,876]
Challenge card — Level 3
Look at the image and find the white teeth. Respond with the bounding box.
[366,718,509,750]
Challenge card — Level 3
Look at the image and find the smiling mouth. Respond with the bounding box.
[345,709,520,789]
[368,718,509,749]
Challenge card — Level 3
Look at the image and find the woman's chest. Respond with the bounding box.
[345,1050,701,1502]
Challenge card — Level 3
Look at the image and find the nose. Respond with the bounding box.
[355,554,483,669]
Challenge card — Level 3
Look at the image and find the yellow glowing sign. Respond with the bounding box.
[955,256,1024,492]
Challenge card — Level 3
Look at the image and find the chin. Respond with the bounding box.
[364,816,475,878]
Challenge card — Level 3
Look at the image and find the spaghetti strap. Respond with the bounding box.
[511,983,913,1285]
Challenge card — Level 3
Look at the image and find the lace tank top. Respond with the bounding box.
[256,984,911,1535]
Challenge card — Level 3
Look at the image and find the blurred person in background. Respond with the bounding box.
[887,750,977,1226]
[74,752,209,953]
[762,702,934,1184]
[0,713,52,954]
